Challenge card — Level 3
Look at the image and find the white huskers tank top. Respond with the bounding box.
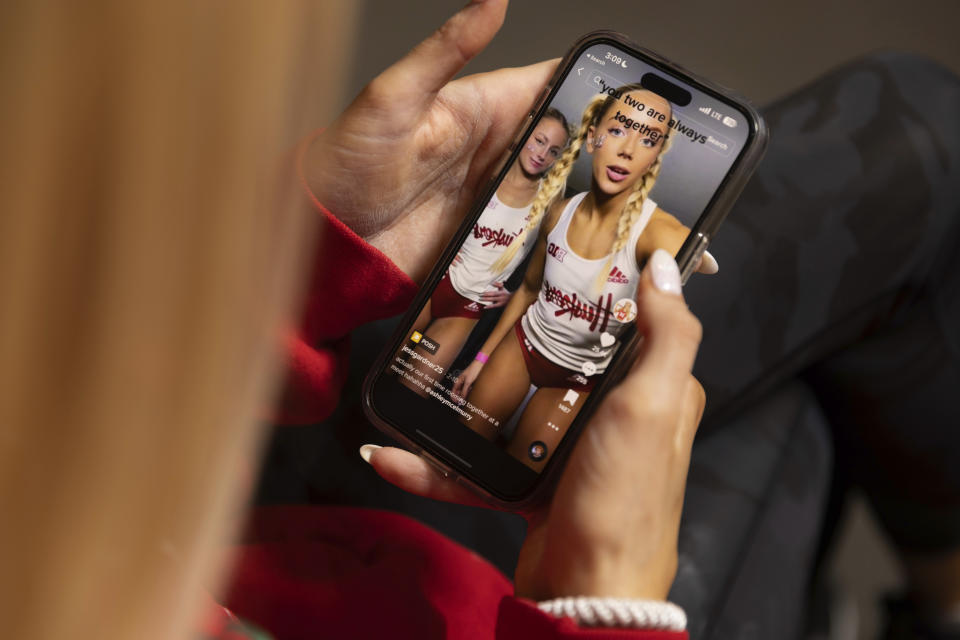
[521,191,657,374]
[447,192,538,303]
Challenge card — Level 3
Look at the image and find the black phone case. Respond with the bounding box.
[362,30,769,509]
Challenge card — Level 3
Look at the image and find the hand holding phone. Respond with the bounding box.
[365,249,704,601]
[300,0,557,282]
[362,27,765,505]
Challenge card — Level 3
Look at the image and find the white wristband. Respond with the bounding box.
[537,597,687,631]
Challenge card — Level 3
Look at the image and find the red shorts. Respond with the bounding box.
[431,275,484,320]
[513,320,596,391]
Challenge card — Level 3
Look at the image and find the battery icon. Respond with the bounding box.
[722,115,737,128]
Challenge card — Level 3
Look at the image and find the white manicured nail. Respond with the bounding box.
[359,444,382,464]
[649,249,682,296]
[701,250,719,275]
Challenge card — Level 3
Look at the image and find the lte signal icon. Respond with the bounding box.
[698,105,712,116]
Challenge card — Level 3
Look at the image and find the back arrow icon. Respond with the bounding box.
[577,67,584,75]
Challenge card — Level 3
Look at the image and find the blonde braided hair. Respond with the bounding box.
[490,94,608,274]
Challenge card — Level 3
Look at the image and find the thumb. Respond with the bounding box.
[621,249,702,398]
[373,0,508,109]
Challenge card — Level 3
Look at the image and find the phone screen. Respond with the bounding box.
[367,37,760,501]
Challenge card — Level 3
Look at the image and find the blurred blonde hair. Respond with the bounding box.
[0,2,356,639]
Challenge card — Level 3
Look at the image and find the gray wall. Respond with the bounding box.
[342,0,960,111]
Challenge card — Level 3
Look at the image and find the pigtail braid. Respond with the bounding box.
[490,95,608,275]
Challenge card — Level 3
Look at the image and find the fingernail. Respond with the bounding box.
[701,250,719,275]
[649,248,682,295]
[359,444,382,464]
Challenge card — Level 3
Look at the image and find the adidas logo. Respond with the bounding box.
[607,266,629,284]
[466,302,481,311]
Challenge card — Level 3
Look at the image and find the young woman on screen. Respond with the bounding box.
[401,110,570,394]
[452,85,714,469]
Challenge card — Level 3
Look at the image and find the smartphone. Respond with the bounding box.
[362,31,768,507]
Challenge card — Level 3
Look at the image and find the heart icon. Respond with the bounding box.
[600,332,615,348]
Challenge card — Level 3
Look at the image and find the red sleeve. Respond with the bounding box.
[276,132,419,424]
[225,506,686,640]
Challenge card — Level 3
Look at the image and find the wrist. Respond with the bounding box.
[535,545,677,601]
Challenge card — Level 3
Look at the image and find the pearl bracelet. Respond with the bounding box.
[537,597,687,631]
